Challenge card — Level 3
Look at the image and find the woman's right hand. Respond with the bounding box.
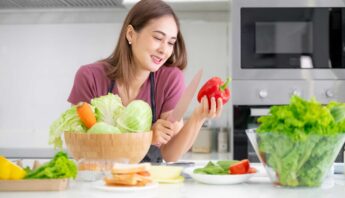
[151,119,176,145]
[193,96,223,121]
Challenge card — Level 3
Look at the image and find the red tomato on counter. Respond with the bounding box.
[229,159,250,174]
[248,167,257,174]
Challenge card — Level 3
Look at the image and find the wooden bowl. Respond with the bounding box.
[64,131,152,164]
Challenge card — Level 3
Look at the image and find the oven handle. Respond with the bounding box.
[250,108,270,117]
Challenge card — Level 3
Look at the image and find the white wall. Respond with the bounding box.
[0,9,229,149]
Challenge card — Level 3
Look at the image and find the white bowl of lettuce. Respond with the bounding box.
[183,161,257,185]
[246,96,345,187]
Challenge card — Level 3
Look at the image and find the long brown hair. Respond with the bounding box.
[102,0,187,86]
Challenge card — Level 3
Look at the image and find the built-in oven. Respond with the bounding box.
[231,0,345,162]
[233,106,265,162]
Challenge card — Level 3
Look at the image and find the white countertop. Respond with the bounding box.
[1,175,345,198]
[1,164,345,198]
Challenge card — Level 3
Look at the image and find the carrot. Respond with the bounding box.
[76,102,96,129]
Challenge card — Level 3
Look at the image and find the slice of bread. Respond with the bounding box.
[104,174,138,186]
[104,163,152,186]
[111,163,151,174]
[104,173,152,186]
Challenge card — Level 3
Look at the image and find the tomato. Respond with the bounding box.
[229,159,250,174]
[247,167,257,174]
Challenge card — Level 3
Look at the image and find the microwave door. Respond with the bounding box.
[312,9,329,68]
[241,8,330,69]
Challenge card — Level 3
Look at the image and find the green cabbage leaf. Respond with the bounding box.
[117,100,152,132]
[49,106,86,149]
[91,93,124,126]
[87,122,121,134]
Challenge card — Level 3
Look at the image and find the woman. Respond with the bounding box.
[68,0,223,162]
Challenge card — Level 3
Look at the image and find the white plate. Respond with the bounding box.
[183,166,257,185]
[93,181,159,192]
[154,176,184,184]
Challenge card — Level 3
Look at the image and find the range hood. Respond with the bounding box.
[0,0,124,9]
[0,0,228,11]
[123,0,229,11]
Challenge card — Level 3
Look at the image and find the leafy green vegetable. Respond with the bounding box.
[25,151,77,179]
[23,166,32,174]
[193,160,239,175]
[87,122,121,134]
[49,106,86,149]
[91,93,124,126]
[330,103,345,123]
[256,95,345,187]
[217,160,239,171]
[117,100,152,132]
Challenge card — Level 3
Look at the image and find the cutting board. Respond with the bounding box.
[0,179,69,191]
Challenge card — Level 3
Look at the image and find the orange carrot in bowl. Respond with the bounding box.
[77,102,96,129]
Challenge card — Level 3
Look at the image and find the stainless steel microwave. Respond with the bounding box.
[232,0,345,80]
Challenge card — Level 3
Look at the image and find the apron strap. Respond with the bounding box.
[149,72,157,123]
[108,80,115,93]
[108,73,162,163]
[142,72,162,163]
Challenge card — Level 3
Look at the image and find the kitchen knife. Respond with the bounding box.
[151,161,195,167]
[168,69,203,122]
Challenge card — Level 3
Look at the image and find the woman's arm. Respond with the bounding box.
[160,96,223,162]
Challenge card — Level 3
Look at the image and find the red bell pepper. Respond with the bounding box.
[197,77,231,106]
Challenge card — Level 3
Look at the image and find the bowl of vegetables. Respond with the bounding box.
[49,93,153,164]
[246,96,345,187]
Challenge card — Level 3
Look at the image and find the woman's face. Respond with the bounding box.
[129,15,178,72]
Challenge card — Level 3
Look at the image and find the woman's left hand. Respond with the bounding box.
[193,96,223,121]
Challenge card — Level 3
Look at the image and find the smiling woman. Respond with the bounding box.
[126,15,178,74]
[67,0,224,163]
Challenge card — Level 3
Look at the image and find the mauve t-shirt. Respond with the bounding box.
[68,62,185,119]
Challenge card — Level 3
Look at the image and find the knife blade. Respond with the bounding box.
[168,69,203,122]
[151,161,195,167]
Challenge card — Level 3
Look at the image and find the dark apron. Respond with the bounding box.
[108,73,163,163]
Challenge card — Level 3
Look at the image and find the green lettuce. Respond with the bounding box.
[49,106,86,149]
[256,95,345,187]
[91,93,124,126]
[193,160,239,175]
[25,151,77,179]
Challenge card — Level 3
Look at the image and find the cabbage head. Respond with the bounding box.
[87,122,121,134]
[116,100,152,132]
[91,93,124,126]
